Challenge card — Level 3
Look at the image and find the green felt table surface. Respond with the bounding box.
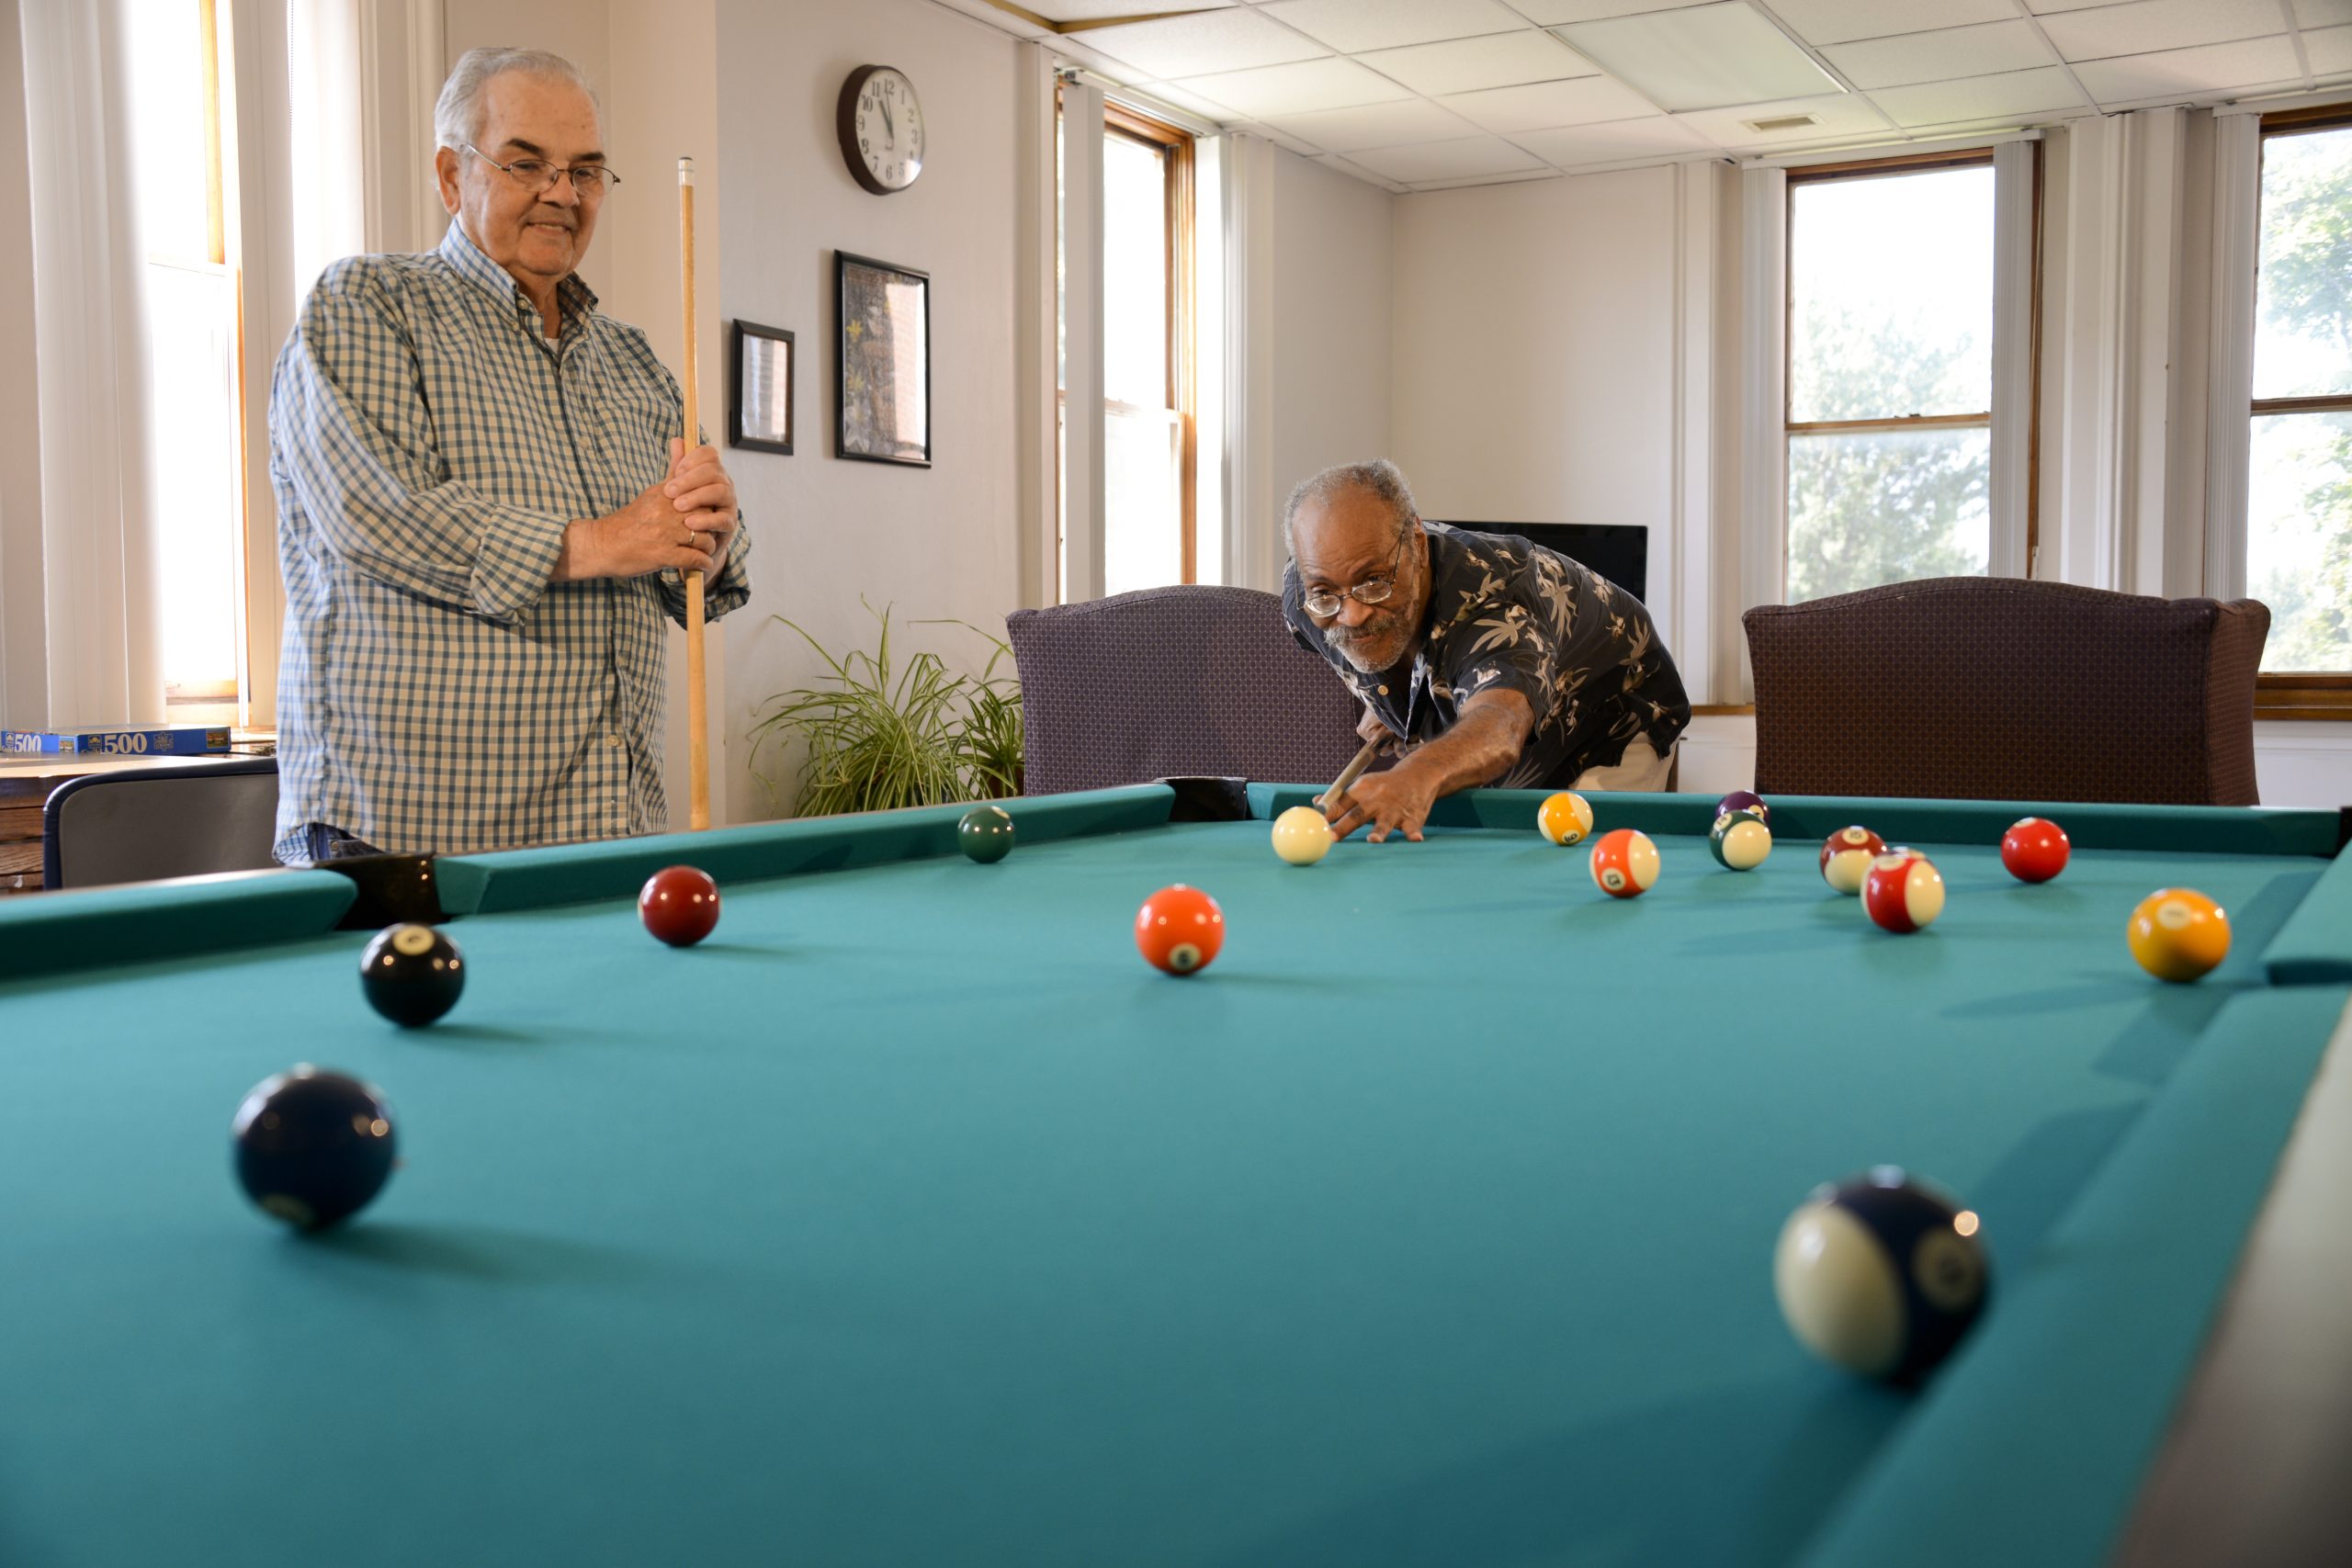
[0,787,2345,1567]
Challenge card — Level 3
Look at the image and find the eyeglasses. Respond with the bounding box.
[463,144,621,198]
[1302,527,1415,619]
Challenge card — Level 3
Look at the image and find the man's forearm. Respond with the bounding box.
[1394,705,1525,797]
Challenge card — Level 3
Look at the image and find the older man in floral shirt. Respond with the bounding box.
[1282,459,1690,843]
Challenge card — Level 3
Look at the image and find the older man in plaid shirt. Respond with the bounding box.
[268,47,751,862]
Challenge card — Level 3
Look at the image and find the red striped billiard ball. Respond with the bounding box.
[1136,884,1224,976]
[1863,850,1945,933]
[1819,826,1886,895]
[2000,818,2070,883]
[639,864,721,946]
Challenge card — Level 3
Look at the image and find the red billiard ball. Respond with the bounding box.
[1135,884,1224,976]
[1863,849,1945,933]
[2001,818,2070,884]
[639,864,721,946]
[1819,826,1886,895]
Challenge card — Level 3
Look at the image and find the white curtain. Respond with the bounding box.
[11,0,164,728]
[1218,130,1276,594]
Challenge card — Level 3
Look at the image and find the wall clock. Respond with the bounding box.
[837,64,923,195]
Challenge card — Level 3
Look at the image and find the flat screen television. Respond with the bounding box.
[1429,522,1648,605]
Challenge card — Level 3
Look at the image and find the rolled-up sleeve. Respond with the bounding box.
[270,265,567,623]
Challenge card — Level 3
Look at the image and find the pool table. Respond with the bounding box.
[5,783,2351,1568]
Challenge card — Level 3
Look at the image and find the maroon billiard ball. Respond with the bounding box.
[2000,818,2070,884]
[639,864,721,946]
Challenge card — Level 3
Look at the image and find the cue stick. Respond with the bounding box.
[1319,738,1383,812]
[679,156,710,832]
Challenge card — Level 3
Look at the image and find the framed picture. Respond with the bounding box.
[834,251,931,468]
[729,320,794,456]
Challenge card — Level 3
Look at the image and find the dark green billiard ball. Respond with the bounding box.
[958,805,1015,863]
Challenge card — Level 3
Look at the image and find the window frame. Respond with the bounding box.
[1781,146,2031,598]
[2249,103,2352,711]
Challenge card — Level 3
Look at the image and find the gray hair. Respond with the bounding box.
[434,48,603,152]
[1282,458,1419,558]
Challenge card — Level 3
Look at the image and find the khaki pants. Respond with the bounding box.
[1571,738,1676,793]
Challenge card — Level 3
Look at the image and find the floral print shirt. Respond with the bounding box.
[1282,524,1690,787]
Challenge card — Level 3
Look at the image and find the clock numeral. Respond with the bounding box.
[859,137,869,152]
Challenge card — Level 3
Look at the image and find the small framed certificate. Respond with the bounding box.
[729,320,795,456]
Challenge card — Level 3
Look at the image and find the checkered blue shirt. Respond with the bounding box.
[268,222,751,859]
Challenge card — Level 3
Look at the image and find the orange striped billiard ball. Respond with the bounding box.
[1589,828,1660,898]
[1136,885,1225,976]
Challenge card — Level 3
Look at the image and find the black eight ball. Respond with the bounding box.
[232,1066,398,1230]
[359,921,464,1027]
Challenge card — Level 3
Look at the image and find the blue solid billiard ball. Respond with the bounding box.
[232,1066,398,1230]
[358,922,464,1027]
[1773,1167,1991,1383]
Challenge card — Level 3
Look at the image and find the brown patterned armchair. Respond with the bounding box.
[1742,577,2268,805]
[1006,586,1363,795]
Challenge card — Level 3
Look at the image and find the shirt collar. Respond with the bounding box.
[437,220,600,329]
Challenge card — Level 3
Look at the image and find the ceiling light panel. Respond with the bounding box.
[1081,7,1327,80]
[1355,31,1601,96]
[1257,0,1527,55]
[1553,2,1843,113]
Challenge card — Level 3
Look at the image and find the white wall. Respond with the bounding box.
[715,0,1029,824]
[1391,165,1678,537]
[1268,149,1393,507]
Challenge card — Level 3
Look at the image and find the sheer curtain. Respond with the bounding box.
[9,0,164,729]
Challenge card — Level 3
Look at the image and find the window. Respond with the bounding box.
[1785,156,1996,604]
[2248,113,2352,676]
[127,0,243,718]
[1057,91,1198,601]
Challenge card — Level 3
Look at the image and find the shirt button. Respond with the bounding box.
[606,734,621,748]
[1378,685,1388,695]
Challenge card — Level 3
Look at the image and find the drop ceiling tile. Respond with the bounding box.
[1172,56,1417,117]
[2307,24,2352,75]
[1139,80,1246,121]
[2071,35,2304,101]
[1262,96,1478,151]
[1026,0,1239,17]
[1080,7,1328,80]
[1356,30,1601,95]
[2039,0,2283,64]
[1824,21,2056,89]
[1315,153,1410,191]
[2294,1,2352,29]
[1344,135,1549,181]
[1514,0,1720,21]
[1869,65,2088,128]
[2024,0,2125,10]
[1769,0,2018,47]
[1257,0,1524,54]
[1440,73,1664,132]
[1673,90,1894,144]
[1514,114,1715,164]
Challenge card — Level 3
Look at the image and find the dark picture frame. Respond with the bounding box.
[834,251,932,468]
[729,320,795,456]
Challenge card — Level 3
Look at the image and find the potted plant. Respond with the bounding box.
[749,602,1023,818]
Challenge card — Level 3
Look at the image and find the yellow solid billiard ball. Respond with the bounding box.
[1271,806,1333,866]
[2128,888,2230,982]
[1537,791,1594,846]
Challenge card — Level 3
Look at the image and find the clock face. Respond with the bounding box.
[844,67,922,194]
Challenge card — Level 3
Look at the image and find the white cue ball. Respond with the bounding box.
[1271,806,1334,866]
